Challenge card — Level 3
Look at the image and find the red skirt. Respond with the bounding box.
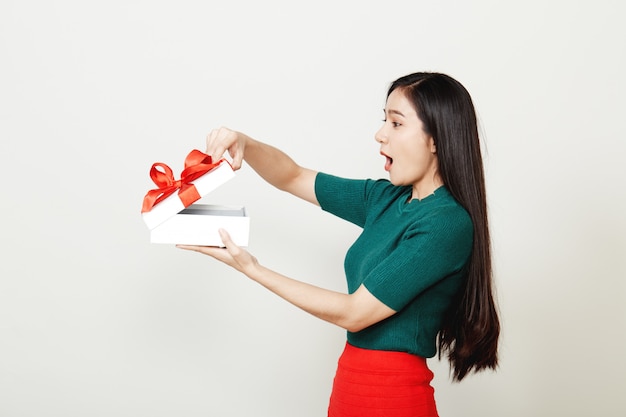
[328,343,439,417]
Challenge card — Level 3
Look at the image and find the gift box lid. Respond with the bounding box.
[141,150,236,230]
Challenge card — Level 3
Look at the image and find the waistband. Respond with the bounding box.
[338,342,431,374]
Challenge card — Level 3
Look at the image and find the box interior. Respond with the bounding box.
[179,204,246,217]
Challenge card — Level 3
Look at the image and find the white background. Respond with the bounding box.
[1,1,625,416]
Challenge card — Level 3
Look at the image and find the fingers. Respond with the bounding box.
[205,127,229,163]
[177,229,253,274]
[175,230,236,254]
[176,244,225,257]
[205,127,244,170]
[218,228,246,258]
[229,145,244,171]
[218,228,234,248]
[175,230,240,261]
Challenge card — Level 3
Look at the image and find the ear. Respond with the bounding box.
[428,136,437,153]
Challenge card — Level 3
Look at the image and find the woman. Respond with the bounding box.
[179,72,500,417]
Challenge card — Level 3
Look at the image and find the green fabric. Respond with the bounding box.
[315,172,474,358]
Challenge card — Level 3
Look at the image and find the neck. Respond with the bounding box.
[411,175,444,201]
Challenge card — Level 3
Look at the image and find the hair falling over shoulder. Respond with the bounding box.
[388,72,500,381]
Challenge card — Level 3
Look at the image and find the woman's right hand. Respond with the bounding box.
[205,127,249,170]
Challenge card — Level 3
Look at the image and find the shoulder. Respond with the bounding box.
[363,178,414,207]
[407,190,474,242]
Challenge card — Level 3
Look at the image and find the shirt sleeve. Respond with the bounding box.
[314,172,369,228]
[363,208,474,312]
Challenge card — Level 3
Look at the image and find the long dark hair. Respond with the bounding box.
[388,72,500,381]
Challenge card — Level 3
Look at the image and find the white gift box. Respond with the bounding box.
[142,158,250,246]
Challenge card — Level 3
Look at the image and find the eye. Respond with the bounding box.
[382,119,401,127]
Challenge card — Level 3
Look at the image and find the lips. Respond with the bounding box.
[381,151,393,172]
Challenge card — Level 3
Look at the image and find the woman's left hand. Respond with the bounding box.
[177,229,259,276]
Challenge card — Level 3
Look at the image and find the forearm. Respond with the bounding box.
[243,136,303,190]
[179,230,396,331]
[248,264,359,331]
[206,128,317,204]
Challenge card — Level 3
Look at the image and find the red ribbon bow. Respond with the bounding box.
[141,150,225,213]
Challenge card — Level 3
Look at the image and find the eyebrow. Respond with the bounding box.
[384,108,406,118]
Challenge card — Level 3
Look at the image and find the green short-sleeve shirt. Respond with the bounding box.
[315,172,473,358]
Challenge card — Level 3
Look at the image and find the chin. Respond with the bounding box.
[387,175,404,186]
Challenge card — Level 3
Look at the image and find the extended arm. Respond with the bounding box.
[206,127,318,205]
[195,128,396,331]
[178,230,396,332]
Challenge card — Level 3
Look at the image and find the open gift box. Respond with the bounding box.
[141,149,250,246]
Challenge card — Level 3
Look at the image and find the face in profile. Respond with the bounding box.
[375,88,439,198]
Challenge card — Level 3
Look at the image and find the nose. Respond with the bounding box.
[375,125,387,144]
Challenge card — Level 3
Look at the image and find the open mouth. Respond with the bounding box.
[385,156,393,171]
[381,152,393,171]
